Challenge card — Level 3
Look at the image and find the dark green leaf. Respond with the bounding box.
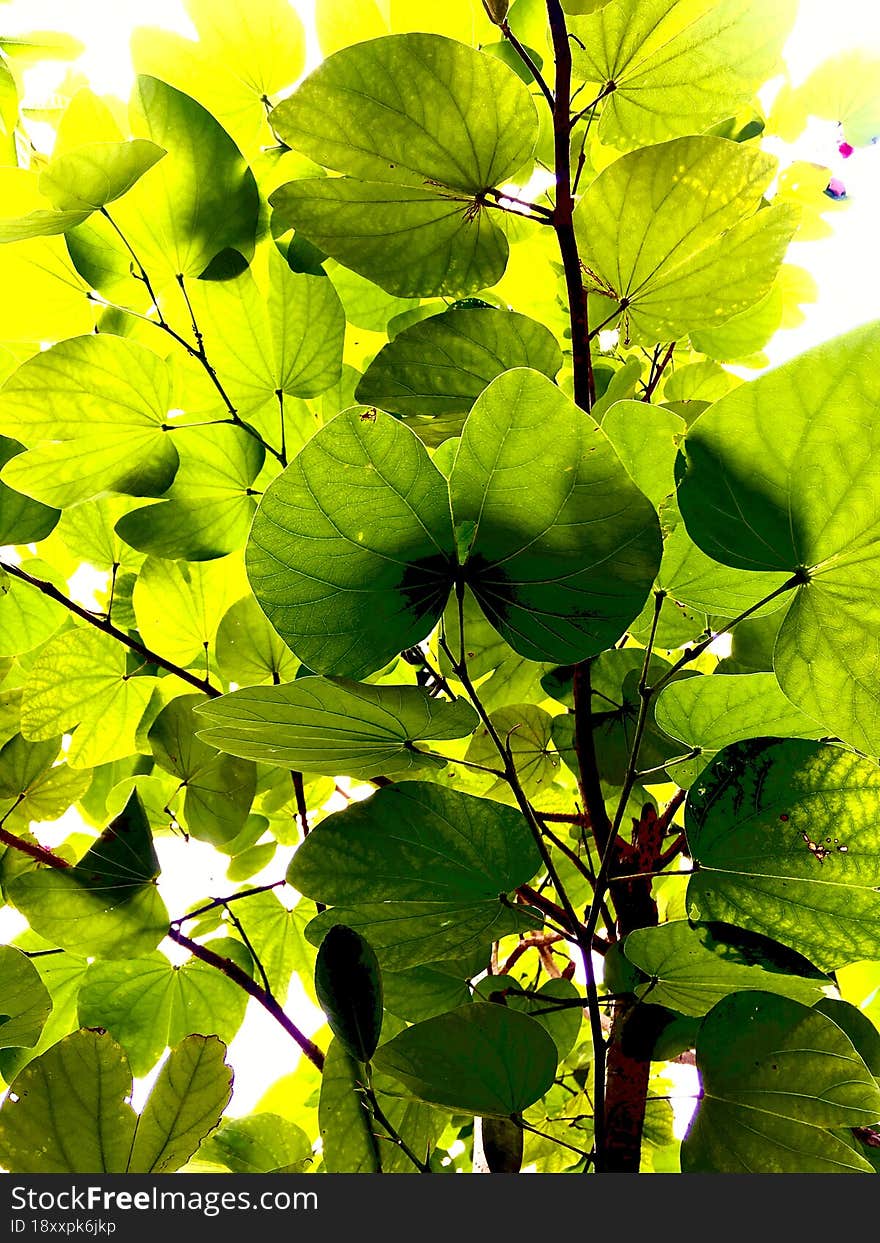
[683,992,880,1172]
[315,924,383,1062]
[686,740,880,970]
[372,1002,557,1116]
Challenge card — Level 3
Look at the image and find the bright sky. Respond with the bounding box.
[1,0,879,1140]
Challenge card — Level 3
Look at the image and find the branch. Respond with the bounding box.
[0,560,221,699]
[0,824,71,869]
[500,19,555,112]
[292,771,311,836]
[650,575,803,697]
[642,342,676,400]
[168,925,325,1071]
[547,0,595,410]
[170,881,287,928]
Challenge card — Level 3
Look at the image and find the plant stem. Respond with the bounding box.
[500,20,555,112]
[171,881,287,927]
[168,925,325,1070]
[441,582,609,1162]
[364,1073,432,1173]
[546,0,595,411]
[0,560,221,699]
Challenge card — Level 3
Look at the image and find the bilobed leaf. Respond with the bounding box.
[315,925,383,1063]
[128,1036,232,1174]
[6,791,169,959]
[77,951,250,1076]
[245,407,456,678]
[39,139,165,211]
[196,677,477,780]
[270,177,510,299]
[683,992,880,1172]
[372,1002,557,1116]
[622,921,834,1017]
[133,555,244,668]
[355,308,562,432]
[270,33,537,192]
[0,438,59,543]
[268,33,537,298]
[0,335,178,508]
[148,694,256,847]
[465,704,560,799]
[183,256,345,415]
[785,51,880,147]
[0,1029,136,1173]
[229,890,317,1005]
[196,1113,312,1174]
[572,0,797,151]
[20,628,156,769]
[0,946,52,1050]
[450,369,662,664]
[654,672,823,784]
[132,0,306,154]
[115,426,264,562]
[678,321,880,753]
[686,740,880,971]
[574,137,798,345]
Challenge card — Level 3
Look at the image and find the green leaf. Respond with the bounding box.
[229,890,317,1005]
[0,335,178,508]
[0,1029,136,1173]
[0,438,59,543]
[450,369,662,663]
[128,1035,232,1173]
[39,139,165,211]
[0,947,89,1083]
[183,254,345,414]
[290,781,540,905]
[132,555,244,668]
[132,0,306,155]
[0,946,52,1050]
[270,177,510,299]
[246,407,455,678]
[683,992,880,1172]
[196,1113,312,1174]
[148,693,256,846]
[574,137,798,345]
[215,595,300,686]
[678,321,880,753]
[0,560,66,658]
[383,959,475,1024]
[572,0,797,151]
[115,426,264,562]
[270,33,537,192]
[552,650,684,786]
[196,677,477,780]
[318,1039,379,1172]
[465,704,560,799]
[622,920,835,1017]
[654,672,824,784]
[315,924,383,1063]
[77,951,250,1076]
[0,31,84,64]
[7,791,169,958]
[372,1002,557,1116]
[21,628,156,769]
[686,740,880,971]
[292,782,540,970]
[355,307,562,438]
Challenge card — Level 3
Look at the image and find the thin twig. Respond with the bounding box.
[500,20,555,112]
[0,560,220,699]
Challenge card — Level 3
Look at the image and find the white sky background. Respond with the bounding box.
[1,0,879,1136]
